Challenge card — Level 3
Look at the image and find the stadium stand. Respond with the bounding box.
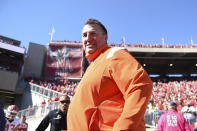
[26,77,78,97]
[146,80,197,127]
[0,35,25,107]
[1,36,197,130]
[109,43,197,48]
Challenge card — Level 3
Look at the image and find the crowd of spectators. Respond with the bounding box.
[50,40,82,44]
[26,77,197,113]
[26,77,78,97]
[147,79,197,125]
[109,43,197,48]
[25,77,197,126]
[151,79,196,111]
[50,40,197,48]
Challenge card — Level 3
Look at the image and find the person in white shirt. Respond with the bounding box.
[5,105,20,131]
[181,103,196,125]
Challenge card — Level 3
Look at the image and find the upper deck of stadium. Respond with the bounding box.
[47,41,197,76]
[108,43,197,75]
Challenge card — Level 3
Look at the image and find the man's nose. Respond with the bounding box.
[86,34,93,41]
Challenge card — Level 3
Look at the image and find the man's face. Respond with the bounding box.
[59,96,70,113]
[6,112,17,120]
[82,24,107,56]
[7,115,15,121]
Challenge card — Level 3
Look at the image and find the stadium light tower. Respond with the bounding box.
[190,37,194,45]
[161,37,165,45]
[121,36,126,47]
[49,27,55,42]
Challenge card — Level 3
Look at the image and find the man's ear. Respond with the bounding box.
[104,34,108,41]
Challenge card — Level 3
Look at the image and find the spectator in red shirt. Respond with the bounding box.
[52,96,59,102]
[17,115,28,131]
[41,99,46,114]
[41,100,46,107]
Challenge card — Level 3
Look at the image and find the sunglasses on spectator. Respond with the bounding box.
[60,100,70,104]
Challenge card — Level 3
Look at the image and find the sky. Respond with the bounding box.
[0,0,197,50]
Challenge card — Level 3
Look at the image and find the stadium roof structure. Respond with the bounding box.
[0,36,24,73]
[0,35,21,46]
[126,47,197,76]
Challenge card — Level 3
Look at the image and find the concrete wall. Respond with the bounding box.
[17,87,33,109]
[23,42,47,78]
[0,70,18,91]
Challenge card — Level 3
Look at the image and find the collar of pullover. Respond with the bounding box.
[86,45,109,62]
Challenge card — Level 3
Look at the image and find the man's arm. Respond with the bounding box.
[36,112,50,131]
[109,49,153,130]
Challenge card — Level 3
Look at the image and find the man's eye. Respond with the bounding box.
[83,34,87,37]
[90,32,96,36]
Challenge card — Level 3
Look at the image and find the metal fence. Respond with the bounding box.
[20,83,160,127]
[30,83,64,99]
[144,109,164,128]
[18,83,196,127]
[17,83,64,119]
[18,101,60,119]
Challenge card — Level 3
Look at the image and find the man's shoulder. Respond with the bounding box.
[106,47,131,60]
[49,109,59,113]
[166,110,184,117]
[49,109,59,114]
[45,109,59,119]
[167,109,177,113]
[182,106,188,110]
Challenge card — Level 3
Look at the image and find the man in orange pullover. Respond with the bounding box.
[67,18,153,131]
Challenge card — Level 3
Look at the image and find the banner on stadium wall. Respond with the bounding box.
[45,42,83,79]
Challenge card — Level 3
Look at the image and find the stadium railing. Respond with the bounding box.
[144,109,164,128]
[18,101,59,119]
[19,82,169,128]
[30,83,64,99]
[17,83,64,119]
[27,83,158,128]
